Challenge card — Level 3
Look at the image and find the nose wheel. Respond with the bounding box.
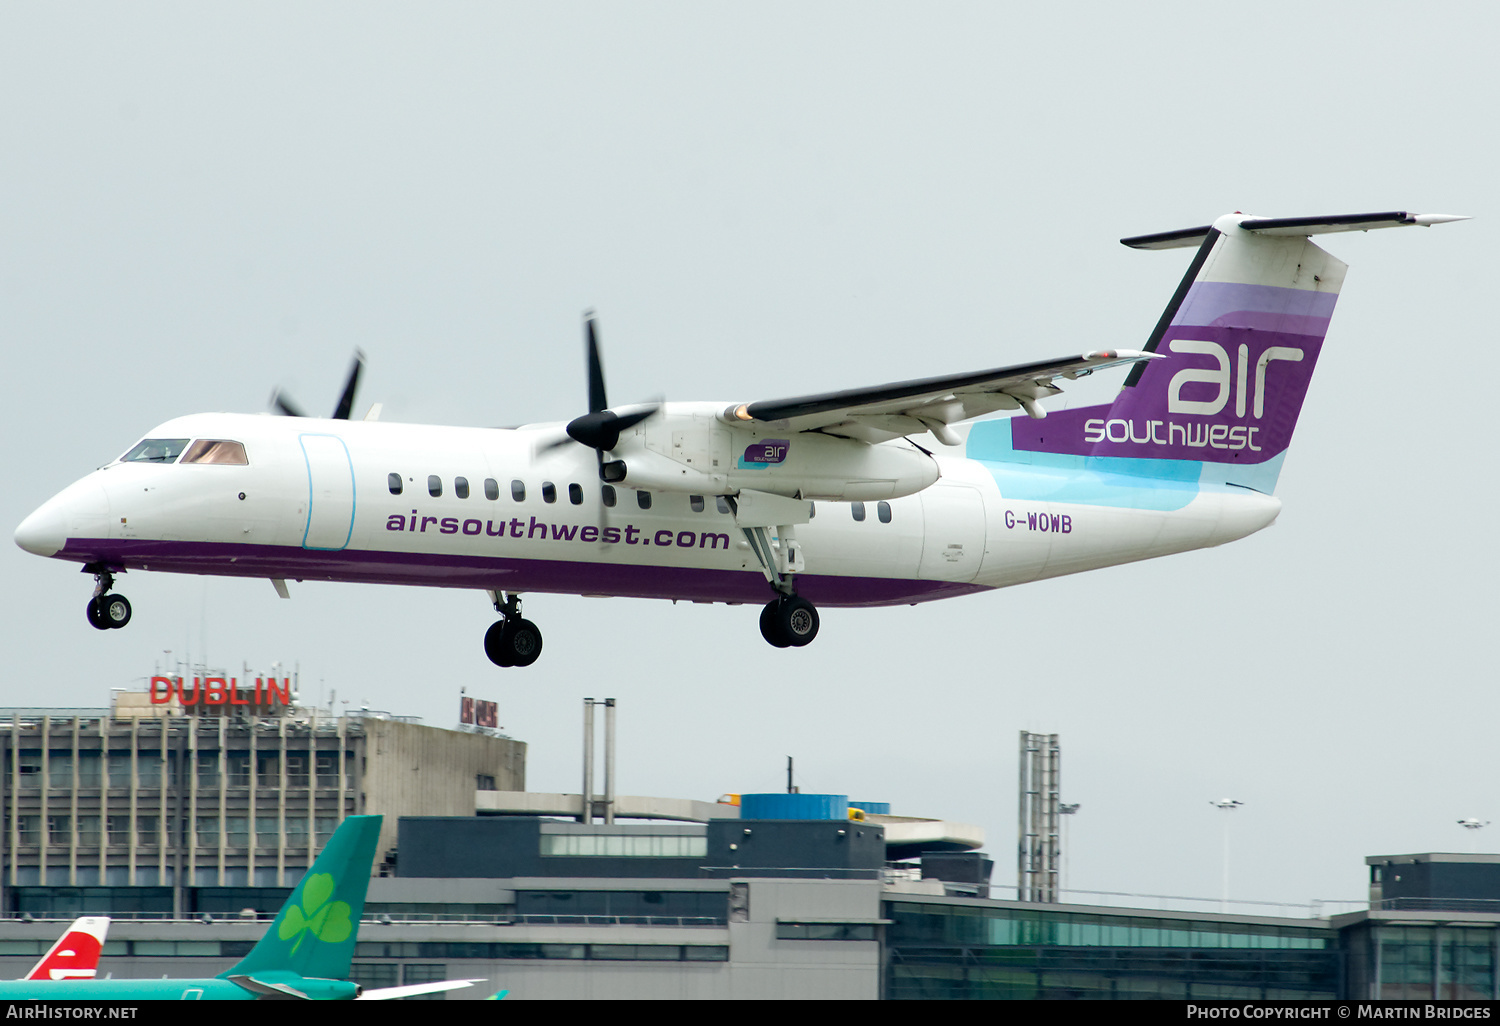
[483,591,543,667]
[84,566,131,631]
[759,594,819,648]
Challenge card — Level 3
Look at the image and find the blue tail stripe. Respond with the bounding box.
[966,419,1284,509]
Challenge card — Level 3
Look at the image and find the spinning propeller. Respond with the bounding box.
[270,350,366,420]
[543,316,658,480]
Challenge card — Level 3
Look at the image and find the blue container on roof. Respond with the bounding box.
[739,793,848,821]
[850,801,891,816]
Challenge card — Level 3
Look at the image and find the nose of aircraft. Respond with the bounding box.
[14,503,66,557]
[15,477,109,559]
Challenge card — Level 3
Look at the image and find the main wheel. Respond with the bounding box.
[775,596,819,647]
[506,619,544,667]
[86,597,110,631]
[759,601,792,648]
[100,594,132,630]
[484,620,516,667]
[484,618,544,667]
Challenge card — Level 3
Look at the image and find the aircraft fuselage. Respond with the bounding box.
[17,410,1279,610]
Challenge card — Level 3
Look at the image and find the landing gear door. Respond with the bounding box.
[918,484,987,583]
[300,434,355,551]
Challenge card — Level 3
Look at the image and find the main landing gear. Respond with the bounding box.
[759,593,819,648]
[84,565,131,631]
[483,591,543,668]
[737,517,820,649]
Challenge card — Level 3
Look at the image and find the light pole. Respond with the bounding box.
[1211,799,1243,913]
[1059,803,1080,900]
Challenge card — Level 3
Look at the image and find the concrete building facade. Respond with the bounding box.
[0,697,524,918]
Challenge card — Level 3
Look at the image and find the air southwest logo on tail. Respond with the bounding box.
[1081,339,1308,452]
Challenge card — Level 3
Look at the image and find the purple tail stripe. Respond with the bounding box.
[1015,280,1335,465]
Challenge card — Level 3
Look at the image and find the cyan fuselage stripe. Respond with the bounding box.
[966,418,1284,510]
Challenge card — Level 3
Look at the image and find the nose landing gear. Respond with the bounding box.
[83,565,131,631]
[483,591,543,667]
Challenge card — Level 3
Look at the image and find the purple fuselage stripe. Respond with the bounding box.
[53,538,988,608]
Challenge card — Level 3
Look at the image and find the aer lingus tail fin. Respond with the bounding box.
[218,815,382,983]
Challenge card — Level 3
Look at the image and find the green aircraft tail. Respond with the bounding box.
[218,815,382,983]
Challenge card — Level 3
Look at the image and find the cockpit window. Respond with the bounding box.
[180,440,249,465]
[121,438,190,464]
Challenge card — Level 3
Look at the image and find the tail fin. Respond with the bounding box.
[1011,210,1466,492]
[218,815,381,982]
[25,917,108,980]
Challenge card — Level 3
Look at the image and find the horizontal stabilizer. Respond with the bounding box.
[1239,211,1469,236]
[1123,211,1468,249]
[1119,225,1213,250]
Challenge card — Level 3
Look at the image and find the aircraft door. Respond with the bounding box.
[917,484,987,582]
[299,434,355,551]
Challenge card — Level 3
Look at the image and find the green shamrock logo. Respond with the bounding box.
[277,873,353,954]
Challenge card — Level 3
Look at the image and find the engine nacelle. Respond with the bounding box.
[612,407,940,500]
[722,429,938,500]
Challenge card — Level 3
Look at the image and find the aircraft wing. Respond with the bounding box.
[728,350,1157,444]
[357,979,481,1000]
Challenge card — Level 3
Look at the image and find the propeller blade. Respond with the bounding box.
[536,431,578,454]
[610,406,655,434]
[332,350,365,420]
[585,315,607,414]
[271,390,307,418]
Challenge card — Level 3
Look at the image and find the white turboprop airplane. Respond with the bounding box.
[14,210,1464,666]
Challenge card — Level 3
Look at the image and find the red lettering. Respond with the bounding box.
[228,677,249,705]
[266,678,292,706]
[204,678,227,705]
[149,676,174,704]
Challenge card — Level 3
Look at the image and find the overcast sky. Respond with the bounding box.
[2,3,1494,915]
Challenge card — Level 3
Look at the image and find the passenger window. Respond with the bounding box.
[690,495,704,513]
[511,480,526,502]
[181,440,248,465]
[455,477,470,499]
[716,496,731,514]
[542,482,557,504]
[851,501,866,522]
[878,501,892,524]
[388,473,403,496]
[121,438,190,464]
[484,478,499,500]
[428,475,442,498]
[568,483,583,505]
[602,485,617,508]
[637,490,652,510]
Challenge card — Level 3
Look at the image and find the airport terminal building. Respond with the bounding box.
[1,690,1497,1000]
[0,689,524,917]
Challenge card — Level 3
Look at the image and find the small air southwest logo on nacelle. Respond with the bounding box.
[738,439,790,469]
[1164,339,1304,418]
